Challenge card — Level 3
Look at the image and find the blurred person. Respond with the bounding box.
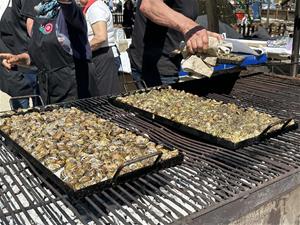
[81,0,121,96]
[108,0,113,11]
[0,0,38,109]
[116,0,122,13]
[128,0,222,88]
[241,14,249,26]
[122,0,134,38]
[1,0,92,104]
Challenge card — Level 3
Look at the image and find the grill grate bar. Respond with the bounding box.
[137,177,186,219]
[0,151,48,225]
[13,161,81,225]
[0,73,299,225]
[246,144,300,169]
[0,150,80,225]
[108,188,158,225]
[102,190,145,225]
[143,174,197,213]
[83,196,117,225]
[183,152,257,188]
[182,163,244,195]
[115,185,166,224]
[151,172,205,210]
[160,167,221,205]
[93,193,137,225]
[123,182,176,223]
[167,166,229,200]
[0,145,88,225]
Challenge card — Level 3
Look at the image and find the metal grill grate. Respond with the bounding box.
[0,73,299,225]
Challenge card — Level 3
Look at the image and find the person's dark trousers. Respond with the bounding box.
[131,68,179,89]
[11,72,38,109]
[74,59,91,99]
[123,27,132,38]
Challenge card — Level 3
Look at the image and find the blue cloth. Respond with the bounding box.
[252,2,261,20]
[35,0,60,19]
[114,55,122,71]
[57,1,92,60]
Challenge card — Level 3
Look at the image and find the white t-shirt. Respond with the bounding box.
[0,0,11,20]
[86,0,115,49]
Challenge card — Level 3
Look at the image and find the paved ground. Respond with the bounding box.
[0,90,11,112]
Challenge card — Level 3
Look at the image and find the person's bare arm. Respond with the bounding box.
[140,0,196,35]
[140,0,222,54]
[0,53,31,70]
[90,21,107,51]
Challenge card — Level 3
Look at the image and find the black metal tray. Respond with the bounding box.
[110,86,298,150]
[0,106,183,200]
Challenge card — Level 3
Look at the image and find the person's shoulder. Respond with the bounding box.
[87,0,111,21]
[92,0,110,10]
[88,0,110,15]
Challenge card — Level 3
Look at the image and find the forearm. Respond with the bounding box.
[26,18,34,37]
[140,0,198,35]
[90,22,107,51]
[90,36,106,51]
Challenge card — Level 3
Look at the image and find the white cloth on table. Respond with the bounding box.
[181,37,233,77]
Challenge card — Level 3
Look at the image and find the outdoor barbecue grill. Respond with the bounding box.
[0,72,300,225]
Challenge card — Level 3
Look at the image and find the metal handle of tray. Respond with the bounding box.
[9,95,45,110]
[259,118,294,138]
[112,151,163,183]
[0,135,6,145]
[123,79,148,93]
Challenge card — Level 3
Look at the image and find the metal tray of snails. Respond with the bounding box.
[0,106,183,199]
[111,86,298,150]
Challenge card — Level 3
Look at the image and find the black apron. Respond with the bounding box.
[0,2,28,54]
[89,46,121,97]
[28,17,82,104]
[0,13,35,98]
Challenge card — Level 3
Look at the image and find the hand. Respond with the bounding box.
[0,53,30,70]
[185,28,223,55]
[0,53,15,70]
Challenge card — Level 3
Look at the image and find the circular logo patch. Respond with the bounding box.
[44,23,53,33]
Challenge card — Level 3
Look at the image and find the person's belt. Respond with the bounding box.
[92,46,111,57]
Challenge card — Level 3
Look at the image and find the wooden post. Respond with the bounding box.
[290,0,300,77]
[206,0,219,33]
[266,0,271,26]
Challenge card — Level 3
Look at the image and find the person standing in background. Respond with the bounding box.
[81,0,121,96]
[122,0,134,38]
[108,0,113,11]
[0,0,37,109]
[116,0,122,12]
[128,0,222,88]
[1,0,92,104]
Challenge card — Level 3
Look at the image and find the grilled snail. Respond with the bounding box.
[0,107,179,190]
[117,87,286,143]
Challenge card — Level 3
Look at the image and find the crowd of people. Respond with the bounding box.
[0,0,220,108]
